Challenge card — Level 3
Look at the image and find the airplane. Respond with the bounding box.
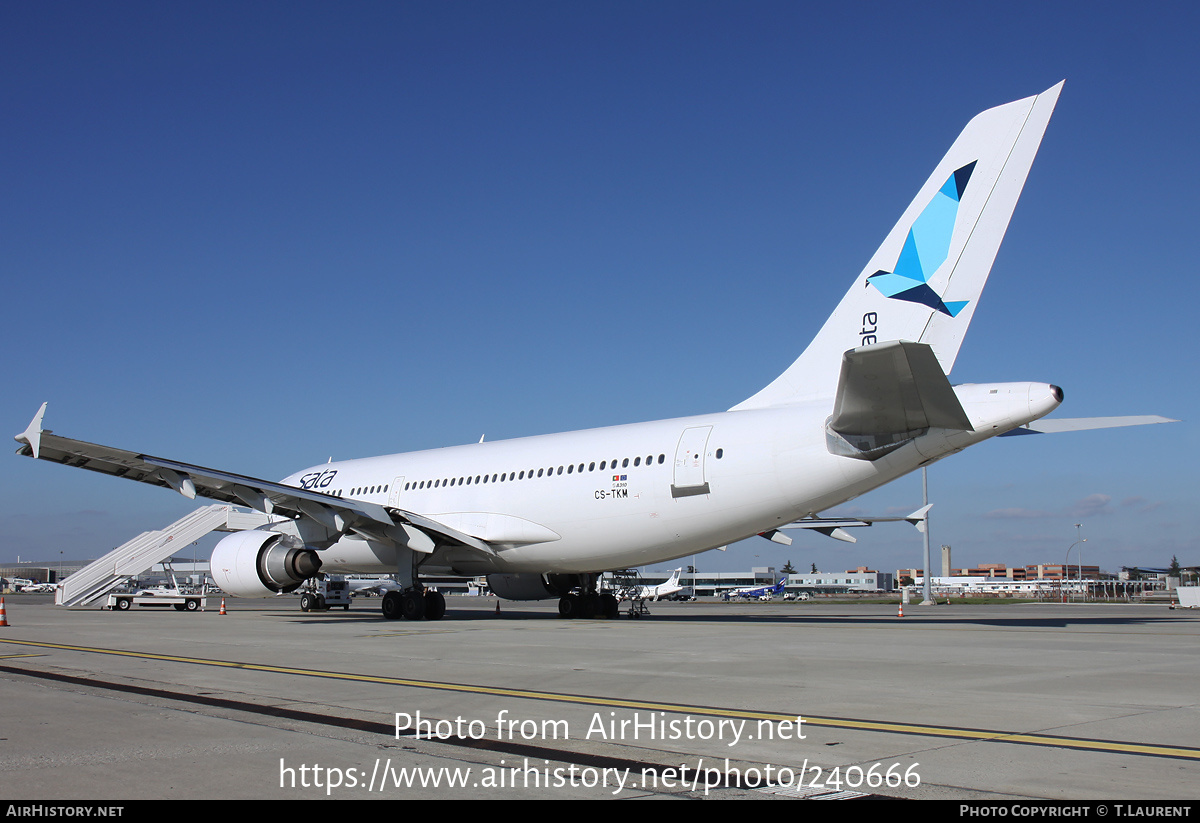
[723,577,787,601]
[345,576,404,597]
[616,568,685,602]
[14,82,1176,623]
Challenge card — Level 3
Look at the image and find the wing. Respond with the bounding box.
[778,505,934,543]
[14,403,495,556]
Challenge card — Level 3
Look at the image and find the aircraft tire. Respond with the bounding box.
[579,594,597,619]
[400,590,426,620]
[300,593,315,612]
[600,593,619,619]
[381,591,403,620]
[558,594,579,618]
[424,590,446,621]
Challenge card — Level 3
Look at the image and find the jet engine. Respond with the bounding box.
[486,573,582,601]
[210,530,322,597]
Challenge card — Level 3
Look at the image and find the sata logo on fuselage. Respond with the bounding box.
[298,469,338,490]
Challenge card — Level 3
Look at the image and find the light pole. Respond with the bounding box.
[921,467,934,605]
[1064,524,1086,602]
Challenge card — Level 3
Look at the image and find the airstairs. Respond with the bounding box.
[56,504,273,607]
[607,568,650,617]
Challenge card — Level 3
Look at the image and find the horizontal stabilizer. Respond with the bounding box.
[999,415,1179,436]
[830,340,972,440]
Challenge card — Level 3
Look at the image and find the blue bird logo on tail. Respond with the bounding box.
[866,161,976,317]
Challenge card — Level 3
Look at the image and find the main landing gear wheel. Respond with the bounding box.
[560,591,620,619]
[381,590,403,620]
[424,590,446,621]
[400,590,426,620]
[381,589,446,621]
[558,594,580,618]
[600,592,619,619]
[300,593,316,612]
[559,593,602,619]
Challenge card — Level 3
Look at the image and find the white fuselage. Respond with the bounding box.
[281,382,1061,577]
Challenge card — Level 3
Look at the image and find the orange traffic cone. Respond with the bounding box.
[219,598,227,615]
[897,601,904,618]
[0,597,9,627]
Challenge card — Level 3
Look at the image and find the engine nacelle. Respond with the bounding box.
[486,573,582,601]
[210,530,322,598]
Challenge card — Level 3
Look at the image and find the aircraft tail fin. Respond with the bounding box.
[734,82,1063,411]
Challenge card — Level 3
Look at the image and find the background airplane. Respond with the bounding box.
[616,568,685,602]
[723,578,787,601]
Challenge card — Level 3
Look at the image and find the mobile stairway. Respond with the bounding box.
[55,504,273,607]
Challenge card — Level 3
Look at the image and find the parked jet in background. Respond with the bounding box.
[18,582,57,594]
[723,578,787,601]
[617,568,685,602]
[16,82,1174,622]
[346,577,403,597]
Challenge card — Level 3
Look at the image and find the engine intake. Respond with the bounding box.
[211,530,322,598]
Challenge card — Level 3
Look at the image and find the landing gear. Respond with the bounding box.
[400,590,425,620]
[558,593,585,618]
[379,546,446,621]
[600,592,619,619]
[424,590,446,621]
[558,576,621,619]
[380,588,445,621]
[381,590,403,620]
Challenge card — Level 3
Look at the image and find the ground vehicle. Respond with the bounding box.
[107,564,207,612]
[108,588,206,612]
[297,577,351,612]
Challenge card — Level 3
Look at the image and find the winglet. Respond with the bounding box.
[15,402,48,459]
[906,504,933,534]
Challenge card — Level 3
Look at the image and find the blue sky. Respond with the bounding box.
[2,2,1195,577]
